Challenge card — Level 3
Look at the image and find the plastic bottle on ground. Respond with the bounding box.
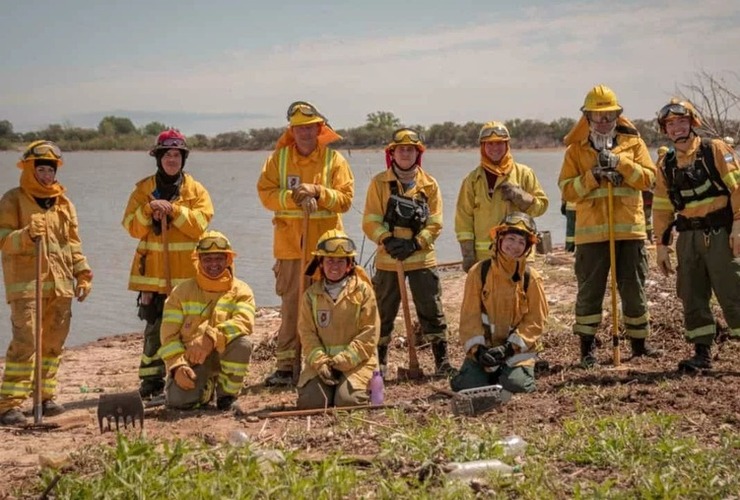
[445,459,518,480]
[497,435,527,457]
[368,370,384,405]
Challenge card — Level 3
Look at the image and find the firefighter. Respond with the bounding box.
[158,231,253,411]
[257,101,354,386]
[0,141,92,426]
[122,129,214,399]
[451,212,547,393]
[455,121,549,272]
[558,84,660,366]
[653,99,740,370]
[296,230,379,409]
[362,128,454,377]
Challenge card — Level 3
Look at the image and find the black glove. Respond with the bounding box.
[560,201,567,216]
[383,237,403,254]
[386,238,419,261]
[475,343,514,368]
[592,166,624,186]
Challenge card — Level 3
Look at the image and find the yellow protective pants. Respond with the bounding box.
[0,296,72,412]
[273,259,303,372]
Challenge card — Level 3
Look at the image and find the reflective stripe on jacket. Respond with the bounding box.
[558,132,656,244]
[159,278,255,373]
[257,145,354,260]
[122,174,213,293]
[455,164,548,260]
[362,169,443,272]
[0,188,90,301]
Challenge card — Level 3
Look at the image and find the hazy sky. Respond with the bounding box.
[2,0,738,135]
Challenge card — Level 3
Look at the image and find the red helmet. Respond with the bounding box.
[149,129,189,157]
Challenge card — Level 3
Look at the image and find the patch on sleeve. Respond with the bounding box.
[724,153,736,163]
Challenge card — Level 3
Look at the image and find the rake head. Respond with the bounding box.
[97,391,145,433]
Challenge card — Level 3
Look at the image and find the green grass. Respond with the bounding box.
[26,411,739,499]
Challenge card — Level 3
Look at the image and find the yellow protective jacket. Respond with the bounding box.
[257,145,354,260]
[298,273,379,390]
[455,164,549,260]
[558,132,656,244]
[158,277,255,373]
[0,188,91,302]
[458,255,547,367]
[653,136,740,244]
[122,174,213,293]
[362,169,443,272]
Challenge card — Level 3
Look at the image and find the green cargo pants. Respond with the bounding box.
[450,358,535,394]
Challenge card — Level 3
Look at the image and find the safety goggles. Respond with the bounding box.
[286,101,323,120]
[158,138,187,148]
[586,111,620,123]
[23,141,62,160]
[657,103,691,122]
[392,128,424,144]
[317,237,356,254]
[501,212,537,234]
[479,125,510,141]
[197,237,231,251]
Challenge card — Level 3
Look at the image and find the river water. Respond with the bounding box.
[0,149,570,352]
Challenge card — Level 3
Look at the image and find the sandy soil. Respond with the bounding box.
[1,249,738,497]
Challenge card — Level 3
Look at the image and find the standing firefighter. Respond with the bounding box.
[558,84,660,366]
[296,230,380,409]
[362,128,453,377]
[257,101,354,386]
[159,231,254,411]
[653,99,740,370]
[0,141,92,426]
[122,129,214,399]
[455,121,548,272]
[452,212,547,393]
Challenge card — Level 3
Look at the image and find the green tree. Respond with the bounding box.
[0,120,14,138]
[142,121,168,136]
[98,116,137,136]
[365,111,401,131]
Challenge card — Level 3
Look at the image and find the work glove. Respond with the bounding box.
[500,182,535,211]
[330,350,356,372]
[300,196,318,214]
[74,271,93,302]
[386,238,419,261]
[174,365,196,390]
[460,240,476,273]
[317,363,339,386]
[560,201,567,216]
[185,332,215,366]
[598,149,621,170]
[475,343,514,368]
[656,245,674,276]
[149,200,173,220]
[292,183,320,204]
[28,213,47,239]
[592,166,624,186]
[731,220,740,258]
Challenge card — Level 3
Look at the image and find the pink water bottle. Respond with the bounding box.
[369,370,384,405]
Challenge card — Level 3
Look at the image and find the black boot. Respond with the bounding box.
[432,341,456,377]
[580,335,597,367]
[378,345,389,378]
[139,378,165,399]
[630,338,663,358]
[678,343,712,372]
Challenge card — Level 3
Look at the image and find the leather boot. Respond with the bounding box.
[678,343,712,372]
[580,335,597,367]
[432,341,456,377]
[630,338,663,358]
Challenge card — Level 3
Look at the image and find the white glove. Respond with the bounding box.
[656,246,674,276]
[731,220,740,258]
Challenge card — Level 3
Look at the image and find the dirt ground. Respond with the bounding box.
[1,247,739,496]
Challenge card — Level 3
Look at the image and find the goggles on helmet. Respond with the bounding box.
[158,137,187,148]
[392,128,424,145]
[286,101,323,120]
[502,212,537,234]
[23,141,62,160]
[586,110,620,124]
[657,102,692,123]
[479,124,510,141]
[197,236,231,252]
[317,236,356,255]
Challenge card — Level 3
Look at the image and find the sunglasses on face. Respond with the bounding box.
[479,125,510,141]
[318,237,356,254]
[392,128,424,144]
[23,141,62,160]
[197,237,230,251]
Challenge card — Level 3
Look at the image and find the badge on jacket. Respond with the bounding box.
[287,175,300,190]
[317,309,331,328]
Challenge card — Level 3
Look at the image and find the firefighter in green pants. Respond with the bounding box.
[653,99,740,371]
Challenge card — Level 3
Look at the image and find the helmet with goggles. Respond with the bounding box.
[656,98,702,133]
[287,101,326,127]
[195,231,236,255]
[149,129,189,157]
[581,85,623,114]
[386,128,426,152]
[18,140,64,168]
[479,121,510,143]
[313,229,357,258]
[489,212,539,252]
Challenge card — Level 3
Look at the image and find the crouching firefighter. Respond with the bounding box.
[362,128,454,377]
[653,99,740,371]
[296,230,380,409]
[451,212,548,393]
[158,231,254,411]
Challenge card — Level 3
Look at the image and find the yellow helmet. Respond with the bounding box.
[287,101,326,126]
[656,98,702,133]
[581,85,623,113]
[195,231,236,256]
[385,128,426,152]
[724,136,735,146]
[313,229,357,258]
[479,121,510,143]
[17,140,64,169]
[489,212,539,252]
[657,146,669,157]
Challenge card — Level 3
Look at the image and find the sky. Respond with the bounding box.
[1,0,738,136]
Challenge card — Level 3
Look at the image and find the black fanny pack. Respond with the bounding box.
[383,194,429,234]
[674,206,733,233]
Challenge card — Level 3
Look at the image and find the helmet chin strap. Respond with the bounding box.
[673,128,694,143]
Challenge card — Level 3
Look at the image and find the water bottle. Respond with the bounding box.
[496,435,527,457]
[368,370,384,405]
[445,459,518,480]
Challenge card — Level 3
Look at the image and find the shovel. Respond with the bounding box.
[33,238,44,425]
[97,391,145,433]
[395,260,423,380]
